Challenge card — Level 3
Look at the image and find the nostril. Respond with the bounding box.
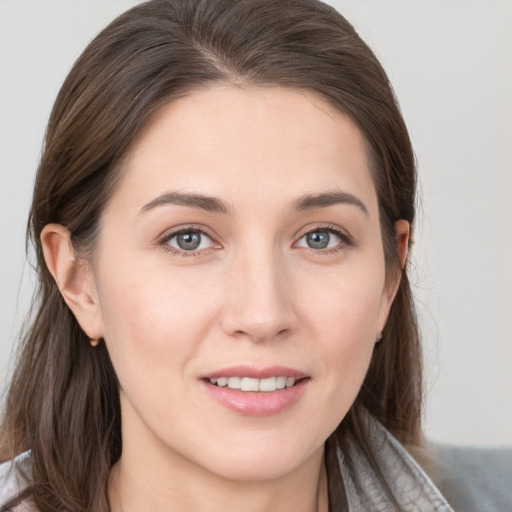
[220,293,297,342]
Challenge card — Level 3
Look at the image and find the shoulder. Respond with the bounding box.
[0,452,37,512]
[428,442,512,512]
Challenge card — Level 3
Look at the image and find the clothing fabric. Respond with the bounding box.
[0,451,34,512]
[338,418,453,511]
[1,417,510,511]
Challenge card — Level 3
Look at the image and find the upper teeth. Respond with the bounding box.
[209,376,296,392]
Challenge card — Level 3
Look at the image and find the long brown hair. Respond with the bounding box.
[1,1,420,510]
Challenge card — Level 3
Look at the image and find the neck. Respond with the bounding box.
[108,440,329,512]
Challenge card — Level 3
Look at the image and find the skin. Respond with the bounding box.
[42,85,408,512]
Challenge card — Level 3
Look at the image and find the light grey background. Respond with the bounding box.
[1,0,511,446]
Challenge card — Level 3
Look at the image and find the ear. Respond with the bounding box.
[41,224,104,340]
[394,219,410,270]
[377,219,410,332]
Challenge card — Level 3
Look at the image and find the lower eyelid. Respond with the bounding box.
[158,227,220,254]
[158,226,352,256]
[168,232,212,249]
[295,227,350,249]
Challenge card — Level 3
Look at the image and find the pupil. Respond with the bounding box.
[177,231,201,250]
[307,231,329,249]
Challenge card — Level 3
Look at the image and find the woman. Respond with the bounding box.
[0,0,454,510]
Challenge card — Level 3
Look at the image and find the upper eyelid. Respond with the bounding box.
[156,223,352,249]
[294,223,352,241]
[158,224,218,244]
[293,225,356,252]
[158,227,220,257]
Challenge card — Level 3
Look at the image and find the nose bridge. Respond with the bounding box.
[222,238,295,342]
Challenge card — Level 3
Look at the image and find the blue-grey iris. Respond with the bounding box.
[307,231,330,249]
[177,231,201,250]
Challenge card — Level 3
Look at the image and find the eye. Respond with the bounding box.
[165,229,215,252]
[296,228,344,250]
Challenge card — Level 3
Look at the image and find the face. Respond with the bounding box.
[83,86,404,481]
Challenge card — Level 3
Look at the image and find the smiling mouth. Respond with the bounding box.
[207,376,301,392]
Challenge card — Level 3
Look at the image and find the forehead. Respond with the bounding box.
[111,85,377,217]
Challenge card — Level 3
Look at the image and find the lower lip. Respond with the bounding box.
[201,379,309,416]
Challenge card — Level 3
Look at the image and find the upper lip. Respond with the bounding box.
[201,365,308,380]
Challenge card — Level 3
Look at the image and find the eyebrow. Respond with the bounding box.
[138,190,368,217]
[291,191,368,216]
[139,191,233,216]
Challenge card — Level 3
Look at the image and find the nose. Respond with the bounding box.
[220,247,297,343]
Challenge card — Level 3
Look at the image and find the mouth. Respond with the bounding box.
[206,376,301,392]
[201,366,309,416]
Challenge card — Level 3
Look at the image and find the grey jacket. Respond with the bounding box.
[1,418,510,511]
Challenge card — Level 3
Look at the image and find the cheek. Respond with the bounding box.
[301,261,386,345]
[300,266,385,413]
[94,259,221,382]
[94,262,226,432]
[318,291,377,385]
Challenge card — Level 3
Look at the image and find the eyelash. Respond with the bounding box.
[295,224,355,255]
[157,224,354,258]
[158,226,218,258]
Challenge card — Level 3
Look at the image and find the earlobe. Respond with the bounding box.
[41,224,103,340]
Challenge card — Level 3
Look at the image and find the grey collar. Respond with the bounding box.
[339,417,454,511]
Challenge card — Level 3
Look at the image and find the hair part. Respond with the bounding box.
[1,1,420,510]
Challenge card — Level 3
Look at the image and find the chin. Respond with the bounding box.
[190,436,324,483]
[204,458,306,483]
